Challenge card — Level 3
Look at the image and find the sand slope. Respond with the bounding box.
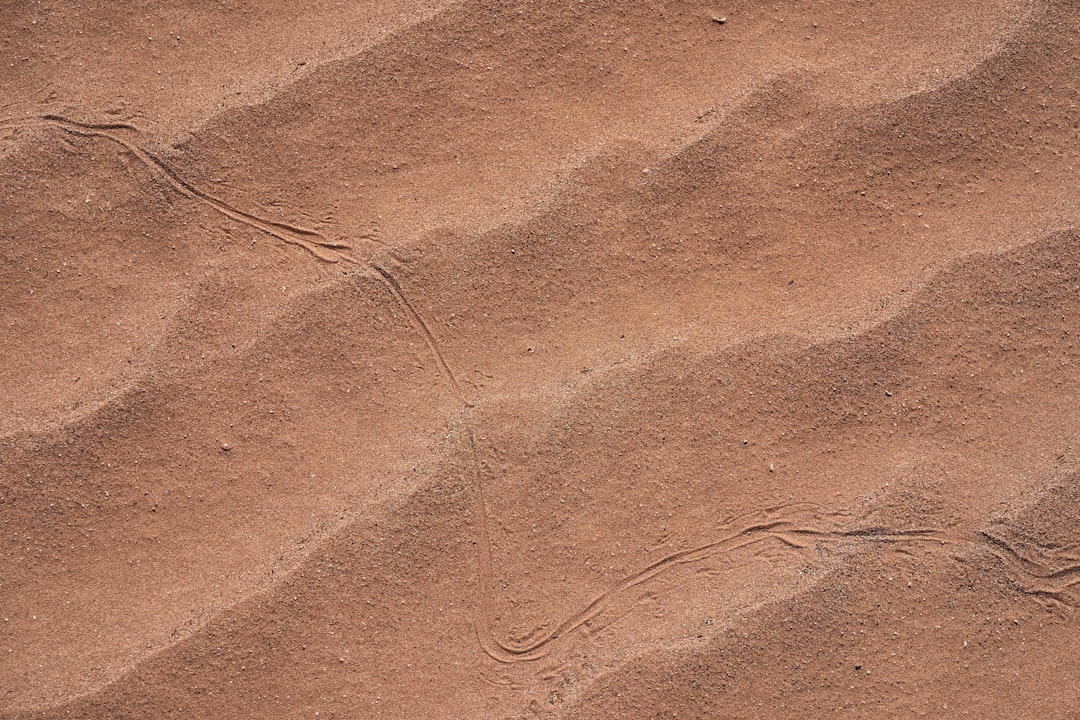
[1,0,1078,717]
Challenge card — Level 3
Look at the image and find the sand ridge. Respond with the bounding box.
[2,0,1079,717]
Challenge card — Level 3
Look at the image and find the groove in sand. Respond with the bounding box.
[1,114,356,263]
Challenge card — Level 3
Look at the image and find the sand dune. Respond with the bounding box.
[2,0,1078,717]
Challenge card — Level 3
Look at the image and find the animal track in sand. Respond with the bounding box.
[362,262,1007,665]
[980,529,1080,608]
[2,115,433,360]
[8,112,1072,672]
[0,113,366,264]
[382,242,1079,664]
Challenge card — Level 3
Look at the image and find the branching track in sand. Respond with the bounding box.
[8,114,1073,673]
[357,263,976,664]
[369,246,1078,664]
[980,530,1080,606]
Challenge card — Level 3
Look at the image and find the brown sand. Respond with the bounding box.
[1,0,1079,717]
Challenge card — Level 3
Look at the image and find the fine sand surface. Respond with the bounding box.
[2,1,1079,717]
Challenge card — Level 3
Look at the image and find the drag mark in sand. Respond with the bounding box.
[6,115,1062,671]
[321,233,1019,666]
[1,114,354,263]
[368,277,967,663]
[980,530,1080,607]
[376,268,1067,664]
[370,263,461,395]
[466,475,959,663]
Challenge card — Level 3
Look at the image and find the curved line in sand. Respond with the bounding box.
[1,115,354,263]
[3,17,1072,691]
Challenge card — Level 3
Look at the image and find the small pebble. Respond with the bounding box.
[221,443,231,451]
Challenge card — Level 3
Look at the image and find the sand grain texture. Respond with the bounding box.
[1,0,1079,717]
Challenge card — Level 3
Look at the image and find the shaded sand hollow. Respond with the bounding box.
[1,0,1079,717]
